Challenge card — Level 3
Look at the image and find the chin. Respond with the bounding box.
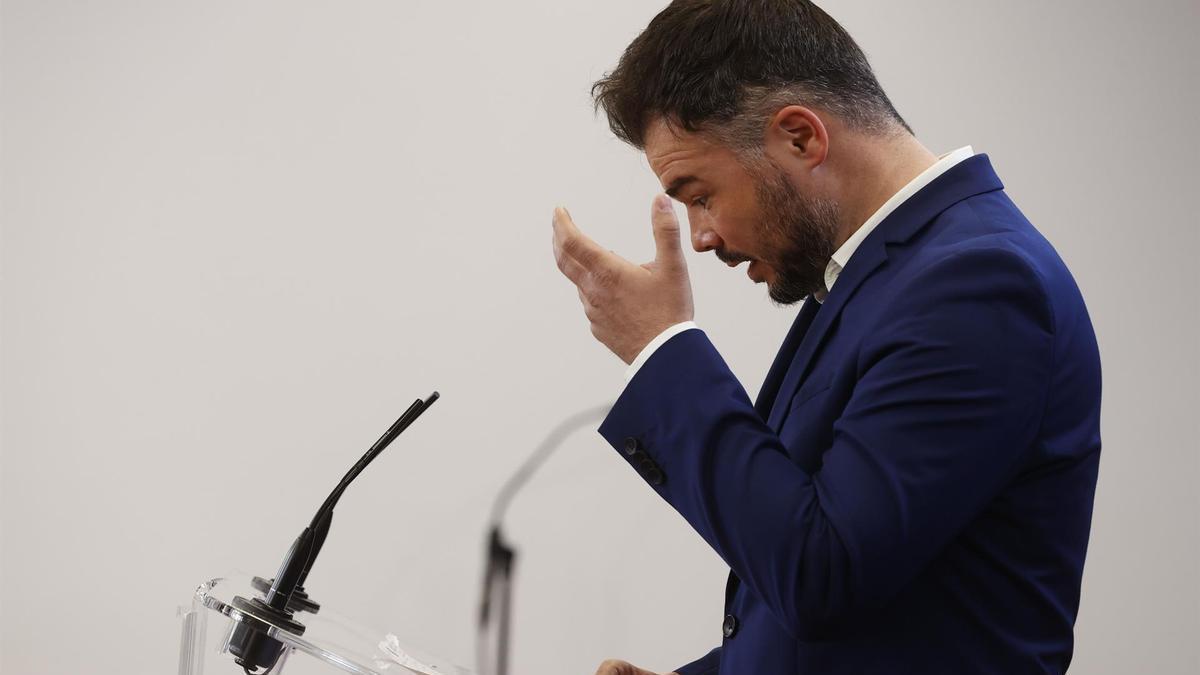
[765,277,816,306]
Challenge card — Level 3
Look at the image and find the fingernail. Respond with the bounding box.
[655,194,672,212]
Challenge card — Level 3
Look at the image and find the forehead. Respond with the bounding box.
[643,118,736,180]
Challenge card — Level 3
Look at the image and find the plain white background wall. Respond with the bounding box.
[2,1,1196,673]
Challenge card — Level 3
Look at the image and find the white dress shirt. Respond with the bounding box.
[624,146,975,383]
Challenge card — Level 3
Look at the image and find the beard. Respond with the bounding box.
[747,160,840,305]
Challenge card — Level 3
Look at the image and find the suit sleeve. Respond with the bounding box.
[597,247,1055,639]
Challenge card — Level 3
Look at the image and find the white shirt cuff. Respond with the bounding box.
[624,321,700,382]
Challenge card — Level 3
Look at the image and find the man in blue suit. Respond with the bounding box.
[551,2,1101,673]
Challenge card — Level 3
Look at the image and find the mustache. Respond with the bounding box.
[715,249,753,265]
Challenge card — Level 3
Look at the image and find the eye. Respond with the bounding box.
[690,196,709,209]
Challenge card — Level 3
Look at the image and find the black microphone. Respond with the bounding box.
[228,391,440,675]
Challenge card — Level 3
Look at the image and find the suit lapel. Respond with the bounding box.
[753,297,821,421]
[765,154,1006,433]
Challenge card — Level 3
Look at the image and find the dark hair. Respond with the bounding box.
[592,0,912,150]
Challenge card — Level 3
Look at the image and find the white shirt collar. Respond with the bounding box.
[817,146,975,301]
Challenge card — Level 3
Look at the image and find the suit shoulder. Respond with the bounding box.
[893,242,1056,327]
[909,192,1092,321]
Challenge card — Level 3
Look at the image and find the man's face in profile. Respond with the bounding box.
[644,117,839,305]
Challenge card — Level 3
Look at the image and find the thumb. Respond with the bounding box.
[650,194,685,267]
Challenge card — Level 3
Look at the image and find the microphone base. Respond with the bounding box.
[252,576,322,614]
[228,595,307,674]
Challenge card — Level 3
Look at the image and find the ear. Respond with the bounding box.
[764,105,829,168]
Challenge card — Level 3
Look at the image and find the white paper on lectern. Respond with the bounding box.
[378,634,474,675]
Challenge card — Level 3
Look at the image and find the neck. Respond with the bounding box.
[833,133,938,249]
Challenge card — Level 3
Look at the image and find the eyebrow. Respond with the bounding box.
[664,175,700,200]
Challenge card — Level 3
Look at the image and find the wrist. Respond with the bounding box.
[624,321,699,380]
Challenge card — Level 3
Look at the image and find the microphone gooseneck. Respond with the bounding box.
[477,403,610,675]
[229,392,440,675]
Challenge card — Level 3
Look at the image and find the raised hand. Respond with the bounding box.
[552,194,694,364]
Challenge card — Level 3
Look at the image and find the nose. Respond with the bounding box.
[689,222,723,253]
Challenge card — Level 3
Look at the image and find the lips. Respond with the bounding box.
[747,260,764,282]
[716,252,760,280]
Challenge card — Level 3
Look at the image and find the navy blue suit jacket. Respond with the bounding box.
[598,155,1101,674]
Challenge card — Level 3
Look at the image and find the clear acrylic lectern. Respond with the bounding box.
[178,573,473,675]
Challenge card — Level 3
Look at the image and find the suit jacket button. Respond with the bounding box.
[722,614,739,639]
[646,467,665,485]
[623,437,640,456]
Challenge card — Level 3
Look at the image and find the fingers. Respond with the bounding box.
[594,659,652,675]
[649,194,684,268]
[552,206,609,270]
[556,242,618,294]
[577,286,597,315]
[556,245,588,286]
[552,207,639,296]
